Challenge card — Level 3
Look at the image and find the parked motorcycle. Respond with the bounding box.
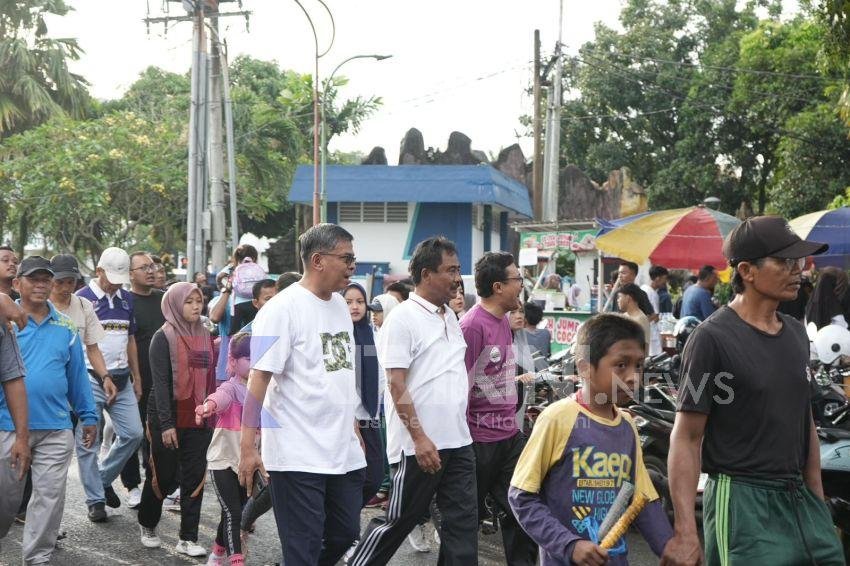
[809,324,850,429]
[819,427,850,561]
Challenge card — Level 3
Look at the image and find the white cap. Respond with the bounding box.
[97,247,131,285]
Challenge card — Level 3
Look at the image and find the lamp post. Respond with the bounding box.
[320,54,392,223]
[292,0,334,227]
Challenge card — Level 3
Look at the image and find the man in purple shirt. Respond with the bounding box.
[460,252,537,566]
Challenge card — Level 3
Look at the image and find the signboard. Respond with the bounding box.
[520,230,597,259]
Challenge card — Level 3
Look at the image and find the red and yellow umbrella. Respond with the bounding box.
[595,206,741,271]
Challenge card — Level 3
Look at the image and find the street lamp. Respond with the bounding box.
[292,0,334,227]
[320,54,392,223]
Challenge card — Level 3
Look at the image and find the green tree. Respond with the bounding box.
[0,0,90,136]
[0,112,185,260]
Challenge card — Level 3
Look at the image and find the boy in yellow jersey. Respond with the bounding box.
[509,314,673,565]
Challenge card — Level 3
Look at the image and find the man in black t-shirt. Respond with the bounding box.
[118,252,166,507]
[661,217,843,566]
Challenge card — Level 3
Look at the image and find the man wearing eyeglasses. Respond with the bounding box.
[460,251,537,566]
[239,223,366,566]
[118,251,166,509]
[662,216,844,566]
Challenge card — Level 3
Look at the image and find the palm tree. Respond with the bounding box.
[0,0,90,137]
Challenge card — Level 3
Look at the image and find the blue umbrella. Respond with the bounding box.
[790,207,850,268]
[595,210,655,237]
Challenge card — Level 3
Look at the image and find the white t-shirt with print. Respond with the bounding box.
[251,283,366,474]
[378,292,472,465]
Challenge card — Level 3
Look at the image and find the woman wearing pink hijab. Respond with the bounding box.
[137,282,215,557]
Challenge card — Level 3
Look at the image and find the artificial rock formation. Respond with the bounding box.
[361,146,388,165]
[556,166,647,221]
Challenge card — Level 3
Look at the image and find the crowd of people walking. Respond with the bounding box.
[0,215,847,565]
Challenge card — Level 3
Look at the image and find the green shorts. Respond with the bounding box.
[703,474,844,566]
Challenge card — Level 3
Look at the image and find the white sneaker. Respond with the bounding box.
[126,487,142,509]
[176,539,207,557]
[407,524,430,553]
[163,488,181,511]
[140,525,161,548]
[343,540,358,563]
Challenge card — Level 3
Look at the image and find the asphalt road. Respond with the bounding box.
[0,455,657,565]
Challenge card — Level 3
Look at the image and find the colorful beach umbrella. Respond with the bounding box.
[789,207,850,268]
[595,210,656,237]
[595,206,741,271]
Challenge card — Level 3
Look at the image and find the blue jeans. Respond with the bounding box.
[76,378,143,506]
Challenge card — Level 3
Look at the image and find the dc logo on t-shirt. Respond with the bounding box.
[320,331,353,373]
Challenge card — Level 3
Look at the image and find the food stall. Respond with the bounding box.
[516,222,599,355]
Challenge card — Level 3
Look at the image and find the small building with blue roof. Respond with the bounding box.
[288,164,533,277]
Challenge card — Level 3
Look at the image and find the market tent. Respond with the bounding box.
[595,206,740,270]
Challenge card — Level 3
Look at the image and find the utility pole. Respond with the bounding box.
[220,44,240,249]
[543,0,564,223]
[208,16,227,271]
[186,4,206,280]
[532,30,543,221]
[144,1,251,279]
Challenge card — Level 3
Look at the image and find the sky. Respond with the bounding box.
[50,0,627,164]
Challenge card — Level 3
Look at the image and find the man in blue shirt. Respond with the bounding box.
[680,265,719,321]
[2,256,97,564]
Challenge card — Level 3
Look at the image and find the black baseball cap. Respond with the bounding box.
[17,256,54,277]
[50,254,81,280]
[722,216,828,263]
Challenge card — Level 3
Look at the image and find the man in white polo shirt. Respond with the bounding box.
[239,224,366,566]
[348,236,477,566]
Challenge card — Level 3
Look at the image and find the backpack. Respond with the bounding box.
[231,258,267,300]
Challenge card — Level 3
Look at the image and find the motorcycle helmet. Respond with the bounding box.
[674,316,701,353]
[812,324,850,365]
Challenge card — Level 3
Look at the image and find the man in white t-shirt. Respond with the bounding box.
[347,236,477,566]
[238,223,366,566]
[641,264,669,356]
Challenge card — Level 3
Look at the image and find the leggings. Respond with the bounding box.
[210,468,248,556]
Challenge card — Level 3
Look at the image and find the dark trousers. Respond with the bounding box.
[210,468,248,556]
[268,468,365,566]
[348,444,478,566]
[359,419,383,508]
[120,387,151,489]
[473,434,538,566]
[137,425,211,542]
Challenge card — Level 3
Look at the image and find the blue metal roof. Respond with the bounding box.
[288,164,533,217]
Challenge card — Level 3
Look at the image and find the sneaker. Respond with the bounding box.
[14,511,25,524]
[164,488,181,511]
[364,492,388,508]
[407,524,430,553]
[343,540,358,563]
[126,486,142,509]
[140,525,161,548]
[87,502,107,523]
[176,539,207,557]
[206,551,225,566]
[104,485,121,509]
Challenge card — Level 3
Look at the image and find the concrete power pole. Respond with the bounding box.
[186,5,207,280]
[532,30,543,221]
[543,1,564,223]
[145,1,251,279]
[208,16,228,271]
